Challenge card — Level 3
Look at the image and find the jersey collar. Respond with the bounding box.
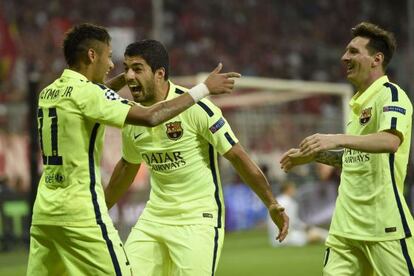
[165,81,177,100]
[61,69,89,82]
[349,75,389,113]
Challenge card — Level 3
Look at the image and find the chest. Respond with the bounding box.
[347,102,380,135]
[131,118,198,152]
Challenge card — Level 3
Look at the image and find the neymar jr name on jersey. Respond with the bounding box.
[40,86,73,100]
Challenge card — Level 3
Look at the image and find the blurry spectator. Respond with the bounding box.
[267,181,328,246]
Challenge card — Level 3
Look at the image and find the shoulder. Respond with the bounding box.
[172,83,222,117]
[380,81,412,106]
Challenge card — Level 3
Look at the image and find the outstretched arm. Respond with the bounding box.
[280,131,400,172]
[105,158,140,209]
[224,143,289,242]
[125,63,241,127]
[280,148,343,172]
[299,131,400,155]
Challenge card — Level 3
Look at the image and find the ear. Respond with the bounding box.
[372,52,384,68]
[87,48,97,64]
[155,67,166,81]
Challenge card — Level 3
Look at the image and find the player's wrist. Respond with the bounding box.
[188,83,209,102]
[268,202,284,212]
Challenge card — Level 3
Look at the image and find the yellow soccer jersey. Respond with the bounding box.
[32,69,131,226]
[330,75,414,241]
[122,82,238,228]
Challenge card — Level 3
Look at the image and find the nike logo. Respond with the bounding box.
[134,133,143,139]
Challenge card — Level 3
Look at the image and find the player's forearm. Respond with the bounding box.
[105,158,139,209]
[225,145,278,208]
[125,85,208,127]
[105,73,126,92]
[335,132,400,153]
[315,150,343,168]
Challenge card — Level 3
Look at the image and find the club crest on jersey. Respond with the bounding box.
[359,107,372,125]
[165,121,183,140]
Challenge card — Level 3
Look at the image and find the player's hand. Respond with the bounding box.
[280,148,316,172]
[204,63,241,95]
[299,133,339,156]
[268,203,289,242]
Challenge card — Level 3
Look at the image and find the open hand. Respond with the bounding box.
[204,63,241,95]
[299,133,338,156]
[268,203,289,242]
[280,148,316,172]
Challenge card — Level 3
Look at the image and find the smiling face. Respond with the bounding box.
[91,42,114,83]
[341,37,375,88]
[123,55,158,106]
[341,36,381,91]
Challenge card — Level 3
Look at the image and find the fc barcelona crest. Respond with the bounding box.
[360,107,372,125]
[165,121,183,140]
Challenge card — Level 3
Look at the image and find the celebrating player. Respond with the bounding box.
[105,39,289,276]
[280,22,414,275]
[27,23,240,276]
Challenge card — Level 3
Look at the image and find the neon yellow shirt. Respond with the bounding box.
[330,75,414,241]
[32,69,131,226]
[122,82,238,227]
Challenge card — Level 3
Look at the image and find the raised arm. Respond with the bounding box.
[105,158,140,209]
[126,63,241,127]
[224,143,289,242]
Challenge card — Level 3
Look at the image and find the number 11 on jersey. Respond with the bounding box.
[38,107,63,165]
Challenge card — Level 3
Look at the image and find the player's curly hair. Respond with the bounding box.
[351,22,396,69]
[63,23,111,67]
[124,40,170,80]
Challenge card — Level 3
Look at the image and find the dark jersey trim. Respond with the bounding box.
[88,123,122,275]
[209,144,222,228]
[388,117,411,238]
[224,132,236,146]
[211,227,219,276]
[400,238,414,275]
[384,82,399,102]
[175,88,185,94]
[198,101,214,117]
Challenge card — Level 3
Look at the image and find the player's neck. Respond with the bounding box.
[355,70,385,93]
[155,80,170,103]
[69,64,96,83]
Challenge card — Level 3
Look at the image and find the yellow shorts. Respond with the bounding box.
[27,224,131,276]
[323,234,414,276]
[125,219,224,276]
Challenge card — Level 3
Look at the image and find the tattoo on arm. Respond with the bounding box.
[315,150,343,168]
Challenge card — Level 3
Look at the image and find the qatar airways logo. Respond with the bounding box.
[141,151,187,171]
[343,149,370,164]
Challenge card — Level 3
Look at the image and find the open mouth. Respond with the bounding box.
[128,83,143,94]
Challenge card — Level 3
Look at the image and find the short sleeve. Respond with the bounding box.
[76,83,132,128]
[121,126,142,164]
[378,83,413,142]
[188,99,239,155]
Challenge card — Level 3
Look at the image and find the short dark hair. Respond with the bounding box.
[351,22,396,69]
[63,23,111,67]
[124,40,169,80]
